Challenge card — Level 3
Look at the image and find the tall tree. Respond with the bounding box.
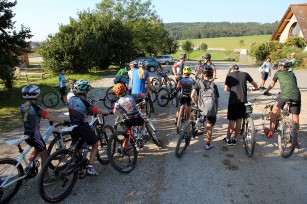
[181,40,194,59]
[0,0,32,88]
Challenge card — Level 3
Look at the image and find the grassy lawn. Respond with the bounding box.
[0,69,117,133]
[171,50,239,61]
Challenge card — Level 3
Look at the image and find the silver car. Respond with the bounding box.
[155,55,174,65]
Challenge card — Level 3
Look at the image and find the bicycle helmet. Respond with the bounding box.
[231,64,239,70]
[129,61,136,67]
[202,53,211,60]
[59,67,65,72]
[112,83,126,95]
[138,59,149,68]
[277,59,291,69]
[22,84,40,99]
[74,79,91,94]
[183,66,192,75]
[179,53,187,59]
[202,65,213,77]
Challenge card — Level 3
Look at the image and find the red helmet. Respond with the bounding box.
[112,83,126,95]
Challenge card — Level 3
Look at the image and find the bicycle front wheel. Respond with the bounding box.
[96,124,114,165]
[145,120,162,147]
[42,91,59,108]
[103,93,118,109]
[278,118,297,158]
[166,78,177,91]
[107,132,137,173]
[157,88,170,107]
[177,105,185,134]
[38,149,78,203]
[0,158,24,204]
[151,78,161,90]
[175,121,193,158]
[242,117,255,157]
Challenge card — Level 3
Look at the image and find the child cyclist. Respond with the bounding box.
[21,85,68,179]
[174,66,195,125]
[69,80,113,176]
[112,83,148,146]
[156,62,167,88]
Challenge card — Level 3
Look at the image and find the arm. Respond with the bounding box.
[250,81,258,90]
[97,108,111,115]
[44,114,65,124]
[191,89,198,107]
[114,109,123,118]
[172,64,178,77]
[146,77,155,91]
[224,85,229,92]
[264,80,276,94]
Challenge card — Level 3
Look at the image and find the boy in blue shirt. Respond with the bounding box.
[59,68,69,104]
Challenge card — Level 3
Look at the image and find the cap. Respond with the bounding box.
[291,52,296,56]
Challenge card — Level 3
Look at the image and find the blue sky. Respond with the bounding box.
[12,0,307,41]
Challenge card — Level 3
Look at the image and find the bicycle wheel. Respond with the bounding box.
[145,120,162,147]
[166,78,177,91]
[0,159,24,204]
[103,93,118,109]
[107,132,137,173]
[262,104,272,132]
[96,124,114,165]
[242,116,255,157]
[145,100,152,118]
[151,78,161,90]
[278,117,297,158]
[148,90,157,103]
[175,121,193,158]
[157,88,170,107]
[38,149,78,203]
[42,91,59,108]
[177,105,185,134]
[105,86,114,98]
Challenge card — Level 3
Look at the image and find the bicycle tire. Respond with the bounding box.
[175,121,193,158]
[147,93,155,114]
[157,88,170,107]
[151,78,161,90]
[96,124,114,165]
[107,132,137,173]
[145,100,152,118]
[177,105,185,134]
[243,116,255,157]
[166,78,177,91]
[278,118,297,158]
[103,93,117,109]
[262,104,272,132]
[38,148,78,203]
[0,158,24,204]
[145,120,162,147]
[42,91,60,108]
[105,86,114,98]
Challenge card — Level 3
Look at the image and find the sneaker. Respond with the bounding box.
[205,143,214,150]
[86,167,98,176]
[223,137,232,146]
[231,137,237,146]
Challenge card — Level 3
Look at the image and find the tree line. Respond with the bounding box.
[164,22,279,40]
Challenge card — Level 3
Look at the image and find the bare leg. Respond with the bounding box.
[227,120,236,139]
[234,118,243,138]
[269,106,279,134]
[206,123,213,144]
[89,142,98,165]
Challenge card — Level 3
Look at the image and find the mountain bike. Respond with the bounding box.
[41,86,69,108]
[38,134,94,203]
[156,87,177,107]
[176,95,191,134]
[241,102,256,157]
[0,122,65,204]
[151,70,177,91]
[262,93,298,158]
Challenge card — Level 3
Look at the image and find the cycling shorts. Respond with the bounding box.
[25,135,46,152]
[179,95,192,106]
[275,98,301,115]
[227,103,246,120]
[71,123,98,148]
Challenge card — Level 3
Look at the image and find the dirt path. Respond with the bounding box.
[1,62,307,204]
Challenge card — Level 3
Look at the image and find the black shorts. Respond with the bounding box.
[227,103,246,120]
[179,95,191,106]
[72,123,98,147]
[60,86,67,97]
[261,72,269,80]
[125,116,144,128]
[206,116,217,126]
[25,135,46,152]
[275,98,301,115]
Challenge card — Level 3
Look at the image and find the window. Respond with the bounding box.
[289,22,300,37]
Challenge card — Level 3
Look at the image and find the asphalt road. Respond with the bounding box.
[2,62,307,204]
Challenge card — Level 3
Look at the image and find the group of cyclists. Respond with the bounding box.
[18,52,301,185]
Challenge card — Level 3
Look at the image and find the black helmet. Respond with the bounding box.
[59,67,65,72]
[231,64,239,70]
[202,65,213,77]
[179,53,187,59]
[202,53,211,60]
[277,59,291,69]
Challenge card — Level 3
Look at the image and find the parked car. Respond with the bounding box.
[134,57,159,72]
[155,55,174,65]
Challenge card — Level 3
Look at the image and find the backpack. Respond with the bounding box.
[197,80,218,117]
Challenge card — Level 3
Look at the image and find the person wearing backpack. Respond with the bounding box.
[191,65,219,150]
[224,64,258,146]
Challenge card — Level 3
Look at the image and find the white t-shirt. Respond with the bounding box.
[67,92,75,103]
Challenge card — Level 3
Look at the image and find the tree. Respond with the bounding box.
[199,43,208,51]
[0,0,32,88]
[181,40,194,59]
[239,40,245,47]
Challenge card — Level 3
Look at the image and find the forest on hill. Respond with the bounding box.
[164,22,279,40]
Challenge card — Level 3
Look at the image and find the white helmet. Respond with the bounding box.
[138,59,149,68]
[73,79,91,94]
[22,84,40,99]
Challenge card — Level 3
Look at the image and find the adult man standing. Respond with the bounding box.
[172,53,187,107]
[224,64,258,145]
[288,52,297,72]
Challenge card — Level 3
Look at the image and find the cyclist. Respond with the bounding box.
[156,62,168,88]
[21,85,67,178]
[67,79,76,103]
[172,53,187,106]
[194,60,204,79]
[174,66,194,125]
[262,59,301,138]
[202,54,217,80]
[191,65,219,150]
[112,83,147,145]
[224,64,258,146]
[69,79,113,176]
[114,64,129,86]
[128,61,136,93]
[288,52,297,72]
[59,67,69,105]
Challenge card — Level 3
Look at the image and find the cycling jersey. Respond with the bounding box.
[177,77,194,96]
[68,96,98,124]
[114,94,142,116]
[116,68,128,77]
[59,73,66,88]
[132,68,150,94]
[175,61,185,76]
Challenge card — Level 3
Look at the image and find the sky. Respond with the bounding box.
[11,0,307,42]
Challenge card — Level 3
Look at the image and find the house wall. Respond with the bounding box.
[279,15,305,43]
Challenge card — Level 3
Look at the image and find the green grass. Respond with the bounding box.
[0,69,117,133]
[171,50,239,61]
[178,35,271,50]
